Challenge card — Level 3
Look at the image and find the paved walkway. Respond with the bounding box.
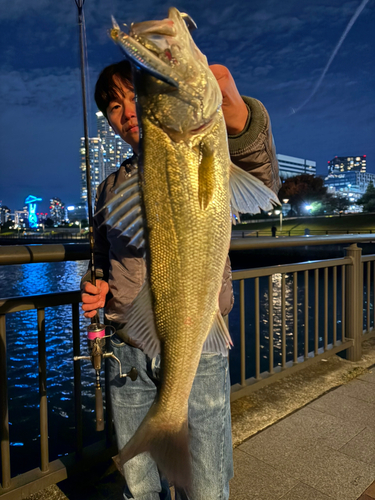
[26,342,375,500]
[231,368,375,500]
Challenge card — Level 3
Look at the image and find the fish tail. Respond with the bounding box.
[113,411,191,488]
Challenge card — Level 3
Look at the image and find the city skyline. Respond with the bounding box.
[0,0,374,213]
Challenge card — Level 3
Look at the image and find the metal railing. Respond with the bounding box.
[1,235,375,497]
[0,233,88,241]
[234,228,375,237]
[229,244,375,401]
[0,292,116,499]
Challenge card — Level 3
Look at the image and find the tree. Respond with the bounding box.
[44,218,54,228]
[1,220,13,231]
[357,182,375,212]
[325,193,350,214]
[278,174,328,215]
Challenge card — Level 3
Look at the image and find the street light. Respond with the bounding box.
[274,209,282,232]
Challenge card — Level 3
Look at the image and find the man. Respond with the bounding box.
[81,60,280,500]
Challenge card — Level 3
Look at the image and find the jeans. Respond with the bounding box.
[107,333,233,500]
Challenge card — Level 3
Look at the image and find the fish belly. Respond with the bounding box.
[141,115,231,420]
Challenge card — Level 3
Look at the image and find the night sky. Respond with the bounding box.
[0,0,374,213]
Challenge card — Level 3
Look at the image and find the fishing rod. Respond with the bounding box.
[73,0,137,432]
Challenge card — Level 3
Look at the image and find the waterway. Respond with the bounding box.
[0,260,369,476]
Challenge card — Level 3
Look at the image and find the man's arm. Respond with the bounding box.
[211,64,280,316]
[210,64,280,195]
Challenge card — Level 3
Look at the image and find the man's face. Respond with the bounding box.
[106,75,139,154]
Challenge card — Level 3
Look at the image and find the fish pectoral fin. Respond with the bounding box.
[229,162,280,220]
[122,280,160,358]
[198,143,215,210]
[202,312,233,355]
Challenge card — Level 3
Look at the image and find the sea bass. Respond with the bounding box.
[107,7,278,486]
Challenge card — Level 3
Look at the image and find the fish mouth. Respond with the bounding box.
[190,119,214,134]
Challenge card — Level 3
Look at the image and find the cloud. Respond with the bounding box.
[0,67,95,116]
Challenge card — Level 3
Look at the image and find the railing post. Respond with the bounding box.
[344,244,363,361]
[38,308,49,472]
[0,314,11,489]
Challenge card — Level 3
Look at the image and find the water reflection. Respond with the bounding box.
[1,261,105,475]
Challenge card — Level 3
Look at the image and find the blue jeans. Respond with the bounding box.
[107,334,233,500]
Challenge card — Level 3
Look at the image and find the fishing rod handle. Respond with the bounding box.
[95,384,105,431]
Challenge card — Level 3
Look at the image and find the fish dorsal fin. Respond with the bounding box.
[229,163,280,221]
[198,143,215,210]
[202,312,233,355]
[122,279,160,358]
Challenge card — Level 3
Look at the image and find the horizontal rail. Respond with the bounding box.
[0,291,81,314]
[1,233,375,266]
[230,233,375,250]
[362,254,375,262]
[232,257,352,280]
[0,244,90,266]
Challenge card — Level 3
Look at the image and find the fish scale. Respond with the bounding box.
[141,114,230,421]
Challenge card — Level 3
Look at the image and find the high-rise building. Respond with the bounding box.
[96,111,133,180]
[80,137,104,210]
[50,197,65,225]
[14,207,29,227]
[276,154,316,178]
[79,114,133,212]
[327,155,366,174]
[67,204,87,222]
[0,204,11,225]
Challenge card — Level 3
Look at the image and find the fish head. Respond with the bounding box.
[110,8,222,140]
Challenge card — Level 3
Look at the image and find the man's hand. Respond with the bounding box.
[210,64,249,135]
[81,279,109,319]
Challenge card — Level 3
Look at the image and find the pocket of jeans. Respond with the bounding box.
[109,333,127,349]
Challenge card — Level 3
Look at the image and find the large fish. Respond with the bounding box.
[106,7,279,487]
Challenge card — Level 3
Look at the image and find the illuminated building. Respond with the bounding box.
[37,212,49,221]
[67,204,87,222]
[328,155,366,174]
[50,197,65,225]
[276,154,316,178]
[324,171,375,211]
[79,114,133,212]
[0,204,11,225]
[96,111,133,180]
[80,137,103,211]
[14,207,29,227]
[25,195,42,228]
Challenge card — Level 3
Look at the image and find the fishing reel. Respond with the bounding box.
[74,322,138,431]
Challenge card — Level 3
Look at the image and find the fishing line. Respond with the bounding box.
[290,0,370,115]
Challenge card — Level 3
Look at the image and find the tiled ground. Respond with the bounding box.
[230,369,375,500]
